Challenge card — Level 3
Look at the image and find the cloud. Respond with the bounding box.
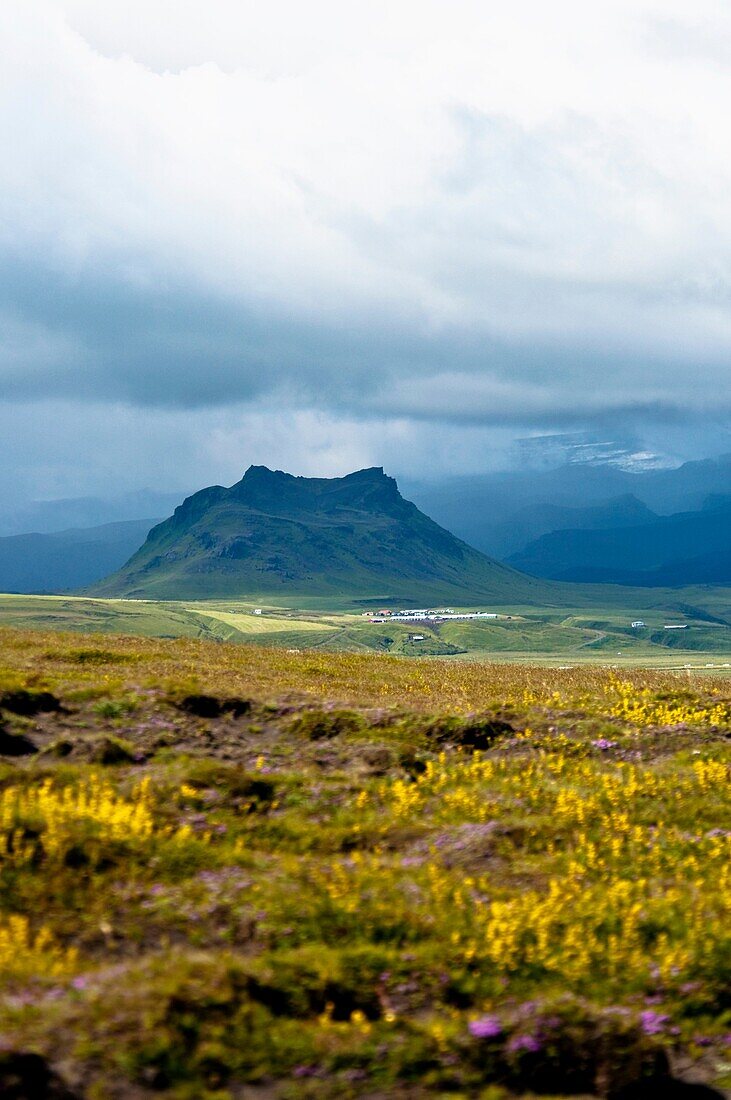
[0,398,521,506]
[1,0,731,493]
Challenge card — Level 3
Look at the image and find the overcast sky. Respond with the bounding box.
[2,0,731,502]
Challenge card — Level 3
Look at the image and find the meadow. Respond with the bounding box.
[2,590,731,667]
[0,625,730,1097]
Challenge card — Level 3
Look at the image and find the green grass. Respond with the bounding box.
[0,627,729,1097]
[2,590,731,667]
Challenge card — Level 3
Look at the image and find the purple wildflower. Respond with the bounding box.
[468,1015,503,1039]
[592,738,618,750]
[640,1010,669,1036]
[508,1034,542,1053]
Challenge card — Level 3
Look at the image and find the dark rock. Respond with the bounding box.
[0,690,62,716]
[178,694,223,718]
[427,714,514,750]
[0,726,38,756]
[63,843,91,869]
[90,736,135,765]
[41,738,74,758]
[177,694,252,719]
[245,974,380,1021]
[0,1051,79,1099]
[222,697,251,717]
[611,1077,725,1099]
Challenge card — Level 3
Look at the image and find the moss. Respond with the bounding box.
[64,648,130,665]
[288,709,366,740]
[92,696,139,719]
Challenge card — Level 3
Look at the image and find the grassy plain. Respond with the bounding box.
[2,589,731,667]
[0,627,730,1097]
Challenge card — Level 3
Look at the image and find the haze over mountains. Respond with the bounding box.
[90,466,549,604]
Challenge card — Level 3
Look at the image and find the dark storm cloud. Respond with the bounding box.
[1,0,731,502]
[2,249,729,431]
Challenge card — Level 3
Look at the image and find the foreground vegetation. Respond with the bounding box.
[0,627,730,1097]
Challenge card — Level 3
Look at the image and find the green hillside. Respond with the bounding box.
[90,466,551,604]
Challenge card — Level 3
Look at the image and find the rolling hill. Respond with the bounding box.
[90,466,552,604]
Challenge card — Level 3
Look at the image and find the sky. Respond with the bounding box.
[2,0,731,503]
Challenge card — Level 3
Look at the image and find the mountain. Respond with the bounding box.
[0,490,186,538]
[478,495,658,560]
[0,519,162,594]
[90,466,552,604]
[507,495,731,586]
[403,453,731,558]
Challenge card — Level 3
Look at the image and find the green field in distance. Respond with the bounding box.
[2,590,731,668]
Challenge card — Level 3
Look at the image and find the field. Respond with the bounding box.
[2,590,731,667]
[0,626,730,1097]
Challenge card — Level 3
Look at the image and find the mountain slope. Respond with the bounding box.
[507,496,731,585]
[90,466,552,603]
[0,519,161,594]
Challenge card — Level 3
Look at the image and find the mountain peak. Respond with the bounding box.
[90,465,543,603]
[229,465,401,514]
[239,464,388,483]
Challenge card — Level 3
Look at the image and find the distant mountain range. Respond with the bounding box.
[0,519,161,594]
[90,466,550,604]
[508,495,731,586]
[0,490,185,538]
[404,453,731,558]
